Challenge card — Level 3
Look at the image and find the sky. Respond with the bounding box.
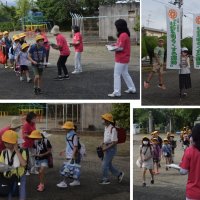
[142,0,200,38]
[1,0,16,6]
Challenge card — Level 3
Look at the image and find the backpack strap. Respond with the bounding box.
[67,134,76,151]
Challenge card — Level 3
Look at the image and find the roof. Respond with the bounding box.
[116,0,139,3]
[142,27,167,33]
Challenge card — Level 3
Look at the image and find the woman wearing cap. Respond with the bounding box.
[57,121,81,188]
[28,35,46,95]
[99,113,124,184]
[22,112,37,175]
[70,25,83,74]
[0,130,27,200]
[17,43,34,83]
[162,138,172,170]
[28,130,52,192]
[108,19,136,97]
[2,31,12,68]
[140,136,154,187]
[0,116,23,153]
[179,47,191,97]
[51,25,70,81]
[179,124,200,200]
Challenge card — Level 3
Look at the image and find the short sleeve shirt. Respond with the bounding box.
[22,122,36,148]
[115,33,131,64]
[73,32,83,52]
[33,138,52,160]
[180,146,200,199]
[154,46,165,64]
[104,124,118,144]
[65,130,78,159]
[19,51,29,66]
[29,44,46,62]
[56,34,70,56]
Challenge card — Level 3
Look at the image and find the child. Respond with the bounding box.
[144,39,166,90]
[162,138,172,170]
[0,130,27,199]
[108,19,136,97]
[169,134,177,163]
[151,138,161,174]
[70,26,83,74]
[17,43,33,82]
[57,121,81,188]
[28,35,46,95]
[179,47,191,97]
[140,136,154,187]
[13,35,22,74]
[183,133,190,150]
[19,32,27,45]
[28,130,52,192]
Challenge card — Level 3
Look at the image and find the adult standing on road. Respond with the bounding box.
[99,113,124,184]
[108,19,136,98]
[22,112,38,175]
[144,39,166,90]
[179,124,200,200]
[51,25,70,81]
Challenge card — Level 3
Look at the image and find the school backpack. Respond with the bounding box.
[42,138,53,168]
[111,127,126,144]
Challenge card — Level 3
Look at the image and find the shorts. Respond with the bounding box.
[20,65,29,71]
[32,65,43,76]
[35,159,48,168]
[164,152,171,157]
[152,63,164,74]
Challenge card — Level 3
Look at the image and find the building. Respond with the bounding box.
[99,1,140,42]
[142,27,166,37]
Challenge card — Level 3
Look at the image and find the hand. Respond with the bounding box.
[59,151,65,156]
[13,143,19,152]
[32,61,37,65]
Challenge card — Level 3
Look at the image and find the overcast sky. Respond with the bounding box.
[142,0,200,38]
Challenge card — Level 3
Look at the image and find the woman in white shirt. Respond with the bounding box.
[99,113,124,185]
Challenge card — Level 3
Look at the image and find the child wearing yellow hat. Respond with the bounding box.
[152,138,161,174]
[28,130,52,192]
[17,43,34,82]
[162,138,172,170]
[0,130,27,199]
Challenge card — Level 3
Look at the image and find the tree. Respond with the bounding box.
[111,104,130,129]
[181,37,192,55]
[142,37,147,58]
[133,15,140,45]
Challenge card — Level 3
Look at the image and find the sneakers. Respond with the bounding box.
[158,84,166,90]
[34,88,42,95]
[57,181,68,188]
[54,76,63,81]
[27,77,31,83]
[25,171,30,176]
[151,179,154,184]
[72,70,80,74]
[37,183,45,192]
[118,172,124,183]
[142,182,146,187]
[69,180,80,186]
[99,180,111,185]
[20,77,24,81]
[108,92,121,98]
[31,167,39,175]
[124,89,136,94]
[144,81,150,89]
[62,75,70,80]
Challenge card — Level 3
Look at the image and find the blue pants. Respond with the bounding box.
[102,146,120,181]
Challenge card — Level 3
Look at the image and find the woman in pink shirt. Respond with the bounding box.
[180,124,200,200]
[108,19,136,98]
[70,25,83,74]
[51,25,70,81]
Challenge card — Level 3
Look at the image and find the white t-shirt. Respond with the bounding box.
[104,124,118,144]
[65,131,78,159]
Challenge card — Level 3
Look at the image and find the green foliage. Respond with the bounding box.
[181,37,192,54]
[133,15,140,32]
[111,104,130,130]
[15,0,31,19]
[142,37,147,58]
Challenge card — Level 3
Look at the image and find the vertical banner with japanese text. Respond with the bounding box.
[166,6,181,69]
[193,14,200,69]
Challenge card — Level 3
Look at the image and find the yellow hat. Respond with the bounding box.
[163,138,169,142]
[151,132,155,135]
[28,130,42,139]
[101,113,114,123]
[152,137,158,141]
[19,32,26,38]
[13,35,20,41]
[35,35,44,42]
[3,31,9,35]
[21,43,29,50]
[2,130,18,144]
[62,121,75,129]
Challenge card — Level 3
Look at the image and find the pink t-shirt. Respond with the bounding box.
[56,34,70,56]
[42,33,50,51]
[22,122,36,148]
[180,146,200,199]
[115,33,131,64]
[73,32,83,52]
[0,126,10,152]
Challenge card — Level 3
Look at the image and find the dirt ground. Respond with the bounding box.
[0,116,130,200]
[0,32,139,100]
[133,134,187,200]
